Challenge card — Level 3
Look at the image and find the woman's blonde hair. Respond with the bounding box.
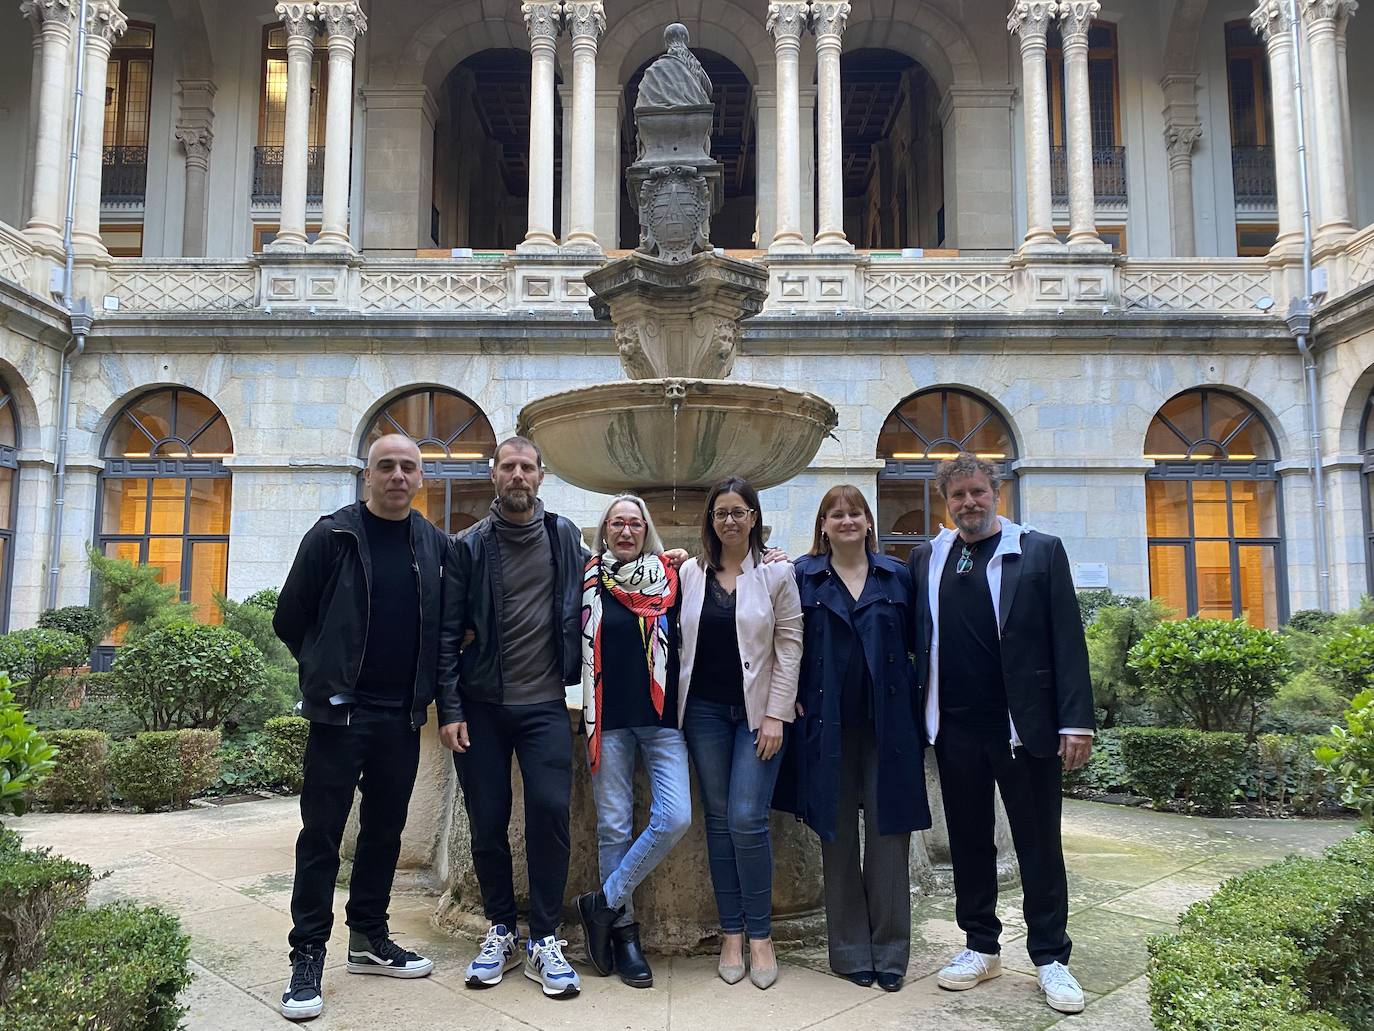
[594,493,666,557]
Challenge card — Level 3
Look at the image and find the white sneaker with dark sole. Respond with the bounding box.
[465,924,521,988]
[524,935,581,998]
[1037,961,1085,1013]
[936,949,1002,991]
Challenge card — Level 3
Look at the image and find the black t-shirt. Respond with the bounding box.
[937,531,1009,729]
[354,506,420,707]
[840,586,873,728]
[598,585,680,731]
[690,569,744,706]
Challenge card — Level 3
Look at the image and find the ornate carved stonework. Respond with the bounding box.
[275,2,316,38]
[638,166,711,264]
[1165,123,1203,164]
[87,0,127,43]
[810,1,850,37]
[175,125,213,167]
[1057,0,1101,37]
[562,1,605,40]
[765,1,809,42]
[1008,0,1058,38]
[313,1,367,41]
[21,0,76,28]
[522,1,562,44]
[1251,0,1292,40]
[614,322,657,380]
[1300,0,1359,24]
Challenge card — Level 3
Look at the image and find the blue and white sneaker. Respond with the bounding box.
[464,924,521,988]
[524,935,581,998]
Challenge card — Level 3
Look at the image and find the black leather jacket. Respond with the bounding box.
[436,508,587,725]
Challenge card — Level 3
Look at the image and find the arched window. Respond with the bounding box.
[0,379,18,631]
[1145,388,1283,627]
[876,389,1018,559]
[97,388,233,624]
[360,389,496,534]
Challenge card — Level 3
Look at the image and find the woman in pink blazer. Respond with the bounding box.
[677,477,803,990]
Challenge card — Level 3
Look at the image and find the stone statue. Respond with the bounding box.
[635,23,713,111]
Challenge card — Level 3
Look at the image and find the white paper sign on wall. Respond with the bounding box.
[1072,562,1109,590]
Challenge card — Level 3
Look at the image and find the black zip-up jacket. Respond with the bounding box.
[435,508,587,725]
[274,501,448,729]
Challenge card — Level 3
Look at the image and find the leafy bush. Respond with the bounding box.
[1315,688,1374,828]
[30,695,143,742]
[262,715,309,793]
[215,591,298,731]
[0,628,87,710]
[87,546,193,641]
[1128,617,1293,737]
[112,622,268,731]
[35,605,105,655]
[34,729,110,811]
[1076,589,1142,629]
[1062,727,1130,793]
[1288,609,1340,636]
[1262,670,1350,736]
[3,901,192,1031]
[0,839,92,1001]
[243,587,280,611]
[1117,727,1250,813]
[1249,733,1332,816]
[1085,598,1168,727]
[0,674,55,817]
[108,729,222,811]
[1316,625,1374,699]
[1148,833,1374,1031]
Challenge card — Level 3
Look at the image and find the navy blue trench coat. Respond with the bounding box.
[773,552,931,842]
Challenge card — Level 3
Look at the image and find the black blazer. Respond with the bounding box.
[907,528,1094,758]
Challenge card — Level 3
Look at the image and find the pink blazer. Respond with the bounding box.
[677,552,803,731]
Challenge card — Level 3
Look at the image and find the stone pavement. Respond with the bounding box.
[8,799,1355,1031]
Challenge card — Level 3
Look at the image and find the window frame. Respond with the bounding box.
[1360,391,1374,597]
[258,23,330,150]
[104,21,155,151]
[0,380,19,632]
[1046,21,1122,149]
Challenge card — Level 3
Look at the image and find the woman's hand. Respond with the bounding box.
[755,715,784,761]
[663,548,690,568]
[795,702,805,718]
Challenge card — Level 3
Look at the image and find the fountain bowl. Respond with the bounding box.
[516,378,838,497]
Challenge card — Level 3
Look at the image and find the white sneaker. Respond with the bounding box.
[936,948,1002,991]
[524,935,582,998]
[1037,961,1085,1013]
[464,924,520,988]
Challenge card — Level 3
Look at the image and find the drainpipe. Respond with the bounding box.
[45,0,92,612]
[1285,0,1332,613]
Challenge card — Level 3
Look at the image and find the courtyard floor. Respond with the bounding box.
[8,798,1355,1030]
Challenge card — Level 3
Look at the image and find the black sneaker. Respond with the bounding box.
[346,932,435,978]
[281,944,326,1021]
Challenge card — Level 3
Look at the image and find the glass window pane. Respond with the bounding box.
[104,540,141,564]
[997,483,1015,521]
[188,415,232,457]
[121,59,152,148]
[1148,543,1188,618]
[1155,393,1204,450]
[148,478,186,535]
[262,56,288,145]
[413,481,446,531]
[1231,479,1278,538]
[878,480,927,538]
[126,391,173,450]
[945,393,989,448]
[174,391,219,444]
[1192,480,1229,538]
[188,478,231,535]
[1146,480,1189,537]
[104,61,121,147]
[1237,545,1278,627]
[1195,540,1234,619]
[876,412,918,459]
[101,478,148,535]
[379,393,428,442]
[451,485,487,534]
[0,393,14,447]
[188,541,228,624]
[0,469,12,531]
[146,537,184,593]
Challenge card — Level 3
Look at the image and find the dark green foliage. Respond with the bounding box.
[1085,598,1169,727]
[108,729,222,811]
[1316,625,1374,698]
[215,592,298,731]
[1148,833,1374,1031]
[1062,727,1130,792]
[0,629,86,710]
[1076,589,1143,629]
[1117,727,1250,812]
[242,588,280,611]
[1263,670,1350,736]
[1315,688,1374,828]
[262,715,309,793]
[35,606,105,655]
[34,730,110,810]
[1288,610,1340,636]
[0,675,55,818]
[0,840,92,1002]
[112,622,267,731]
[87,546,193,641]
[3,901,193,1031]
[30,696,142,742]
[1248,733,1332,816]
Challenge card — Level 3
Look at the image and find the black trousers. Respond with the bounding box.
[454,699,572,940]
[289,706,420,949]
[933,719,1071,967]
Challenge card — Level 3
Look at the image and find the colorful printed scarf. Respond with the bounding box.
[580,551,679,772]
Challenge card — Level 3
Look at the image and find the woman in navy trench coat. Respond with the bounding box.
[775,485,930,991]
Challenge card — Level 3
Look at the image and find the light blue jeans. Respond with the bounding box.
[589,726,692,927]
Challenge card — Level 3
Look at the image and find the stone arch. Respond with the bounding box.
[352,382,495,458]
[1339,363,1374,455]
[0,359,41,448]
[599,0,774,89]
[841,5,983,95]
[163,0,214,81]
[400,5,565,94]
[1162,0,1212,76]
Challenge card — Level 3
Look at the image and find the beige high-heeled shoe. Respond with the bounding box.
[718,935,747,984]
[748,939,778,989]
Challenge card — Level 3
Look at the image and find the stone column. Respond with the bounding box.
[21,0,77,250]
[562,2,604,251]
[312,2,366,252]
[174,126,212,256]
[1163,122,1202,257]
[594,87,622,247]
[940,87,1017,253]
[1252,1,1303,255]
[812,1,850,252]
[1008,1,1060,249]
[1334,5,1354,220]
[766,1,808,252]
[1300,0,1355,250]
[271,2,316,252]
[520,1,561,252]
[72,0,127,258]
[21,3,45,227]
[360,86,438,252]
[1058,0,1104,249]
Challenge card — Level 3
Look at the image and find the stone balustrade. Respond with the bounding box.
[1343,224,1374,299]
[0,223,35,293]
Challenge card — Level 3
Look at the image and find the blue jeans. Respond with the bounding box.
[683,698,786,939]
[589,726,692,927]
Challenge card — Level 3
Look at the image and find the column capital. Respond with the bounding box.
[275,2,317,39]
[175,124,213,167]
[20,0,76,29]
[766,2,809,45]
[810,1,850,38]
[1300,0,1358,25]
[1164,122,1202,163]
[312,1,367,41]
[1008,1,1058,40]
[1251,1,1295,41]
[85,0,126,45]
[562,1,604,42]
[1058,0,1100,38]
[522,1,562,46]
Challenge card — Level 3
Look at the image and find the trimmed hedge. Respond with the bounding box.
[34,729,110,810]
[109,729,222,811]
[262,715,309,793]
[0,837,92,1002]
[3,901,192,1031]
[1117,727,1251,813]
[1148,832,1374,1030]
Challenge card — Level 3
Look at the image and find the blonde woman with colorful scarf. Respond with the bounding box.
[573,494,689,990]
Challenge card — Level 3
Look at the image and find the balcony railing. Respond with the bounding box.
[1051,146,1128,204]
[101,146,148,204]
[252,146,324,205]
[1231,145,1277,206]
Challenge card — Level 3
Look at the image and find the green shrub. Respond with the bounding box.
[229,664,299,733]
[1076,589,1142,629]
[0,674,55,818]
[1062,727,1130,792]
[1315,688,1374,828]
[0,842,92,1001]
[34,729,110,811]
[112,622,268,731]
[0,628,86,710]
[1128,617,1293,737]
[109,729,222,811]
[35,605,105,655]
[1249,733,1333,816]
[3,901,192,1031]
[1085,598,1168,727]
[1264,670,1349,736]
[1148,833,1374,1030]
[30,695,143,742]
[87,546,193,641]
[262,715,309,793]
[1317,625,1374,698]
[1118,727,1250,812]
[1288,609,1341,636]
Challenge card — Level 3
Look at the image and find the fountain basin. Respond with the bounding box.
[516,378,838,496]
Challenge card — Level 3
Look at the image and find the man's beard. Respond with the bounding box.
[501,487,534,513]
[956,508,997,537]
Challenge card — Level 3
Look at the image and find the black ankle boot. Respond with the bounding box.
[575,890,619,976]
[610,923,653,988]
